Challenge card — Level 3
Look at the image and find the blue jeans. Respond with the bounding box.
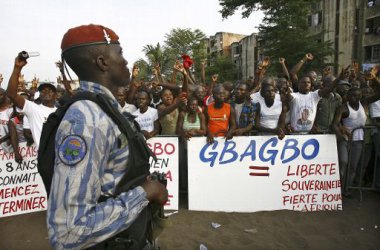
[338,140,363,189]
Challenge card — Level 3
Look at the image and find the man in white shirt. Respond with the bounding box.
[285,75,339,133]
[7,58,57,148]
[115,86,137,114]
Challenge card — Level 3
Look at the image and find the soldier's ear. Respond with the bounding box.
[96,55,109,72]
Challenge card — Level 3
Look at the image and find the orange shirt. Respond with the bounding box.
[207,103,230,136]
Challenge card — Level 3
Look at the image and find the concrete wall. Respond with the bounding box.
[240,34,256,81]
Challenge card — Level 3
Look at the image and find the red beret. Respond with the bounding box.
[61,24,119,53]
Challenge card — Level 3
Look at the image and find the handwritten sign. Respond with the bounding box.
[147,137,179,210]
[187,135,342,212]
[0,142,47,217]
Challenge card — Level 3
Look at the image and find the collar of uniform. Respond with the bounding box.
[79,81,121,110]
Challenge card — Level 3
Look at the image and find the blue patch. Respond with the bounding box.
[58,135,87,166]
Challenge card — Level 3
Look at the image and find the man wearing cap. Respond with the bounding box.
[336,80,351,103]
[7,68,57,148]
[46,24,168,250]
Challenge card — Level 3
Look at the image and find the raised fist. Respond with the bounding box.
[305,53,314,61]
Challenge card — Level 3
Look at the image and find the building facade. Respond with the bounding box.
[207,32,247,57]
[207,32,258,81]
[308,0,380,71]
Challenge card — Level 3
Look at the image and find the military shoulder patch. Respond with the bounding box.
[58,135,87,166]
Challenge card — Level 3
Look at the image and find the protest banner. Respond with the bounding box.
[0,142,47,217]
[187,135,342,212]
[147,136,179,210]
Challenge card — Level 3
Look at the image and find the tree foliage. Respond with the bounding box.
[220,0,335,75]
[142,43,175,77]
[165,28,208,81]
[133,59,151,81]
[206,55,237,83]
[165,28,207,56]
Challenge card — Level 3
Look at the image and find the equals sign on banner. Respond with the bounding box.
[249,166,270,177]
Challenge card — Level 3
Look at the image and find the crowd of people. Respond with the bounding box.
[1,52,380,194]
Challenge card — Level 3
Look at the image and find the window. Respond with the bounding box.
[365,44,380,61]
[308,11,322,27]
[366,18,374,34]
[373,45,380,60]
[366,17,380,35]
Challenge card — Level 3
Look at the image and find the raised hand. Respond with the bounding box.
[152,67,157,76]
[365,67,379,80]
[262,56,270,67]
[279,58,285,64]
[173,60,185,74]
[305,53,314,61]
[323,66,332,76]
[211,74,218,82]
[340,65,351,79]
[154,63,161,74]
[15,53,28,69]
[32,76,39,85]
[351,60,359,74]
[132,64,140,78]
[55,60,64,74]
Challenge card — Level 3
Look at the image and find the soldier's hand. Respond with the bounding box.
[141,176,168,205]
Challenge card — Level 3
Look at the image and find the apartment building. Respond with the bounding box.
[308,0,380,71]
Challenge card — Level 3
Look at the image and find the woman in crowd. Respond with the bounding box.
[157,88,187,135]
[177,96,206,139]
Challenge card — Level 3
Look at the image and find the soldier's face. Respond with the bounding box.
[108,45,130,87]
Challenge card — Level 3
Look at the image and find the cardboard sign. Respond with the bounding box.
[187,135,342,212]
[0,142,47,217]
[147,137,179,210]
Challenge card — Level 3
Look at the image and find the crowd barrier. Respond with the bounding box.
[345,126,380,201]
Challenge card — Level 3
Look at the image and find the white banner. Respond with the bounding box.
[0,142,47,217]
[147,137,179,210]
[187,135,342,212]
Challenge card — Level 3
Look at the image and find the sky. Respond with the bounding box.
[0,0,263,87]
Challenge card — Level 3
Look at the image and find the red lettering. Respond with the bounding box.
[329,163,336,175]
[322,193,342,202]
[148,142,176,156]
[165,194,173,206]
[166,170,173,182]
[164,143,175,155]
[286,166,295,176]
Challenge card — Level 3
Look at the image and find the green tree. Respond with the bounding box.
[206,55,237,83]
[165,28,208,81]
[220,0,335,75]
[133,58,151,81]
[142,43,175,77]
